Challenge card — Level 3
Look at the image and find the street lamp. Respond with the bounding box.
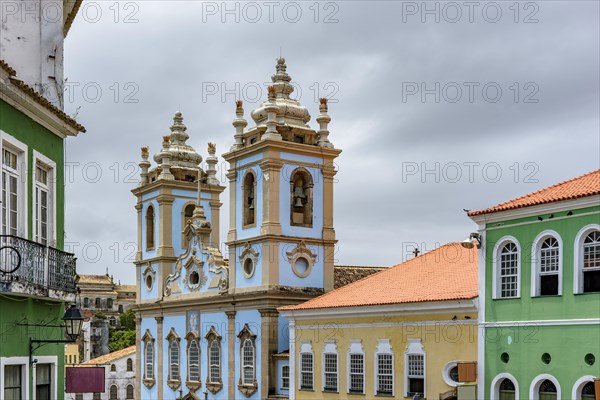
[30,304,84,364]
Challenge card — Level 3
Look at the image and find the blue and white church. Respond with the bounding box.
[133,58,341,400]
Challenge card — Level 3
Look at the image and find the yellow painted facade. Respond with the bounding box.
[289,310,478,400]
[64,343,80,372]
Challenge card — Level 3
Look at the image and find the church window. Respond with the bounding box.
[146,205,155,250]
[243,172,256,226]
[290,169,313,227]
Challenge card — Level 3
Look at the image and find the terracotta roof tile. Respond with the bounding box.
[468,169,600,216]
[115,284,136,292]
[82,346,136,365]
[334,265,388,289]
[1,58,85,133]
[280,243,477,311]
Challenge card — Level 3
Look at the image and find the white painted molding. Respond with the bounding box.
[490,372,520,400]
[492,236,521,299]
[571,375,597,400]
[573,224,600,294]
[530,230,563,297]
[529,373,561,400]
[481,318,600,327]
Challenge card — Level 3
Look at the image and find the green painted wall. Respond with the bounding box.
[481,203,600,399]
[485,324,600,398]
[0,295,66,400]
[484,206,600,321]
[0,99,65,249]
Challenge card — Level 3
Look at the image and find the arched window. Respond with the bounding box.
[243,172,256,226]
[109,385,118,400]
[126,358,133,372]
[237,324,257,397]
[539,380,557,400]
[290,169,313,227]
[499,378,516,400]
[188,338,200,383]
[167,329,181,384]
[204,326,222,394]
[582,230,600,293]
[243,339,255,385]
[182,203,196,247]
[126,384,134,399]
[581,382,595,400]
[496,239,520,298]
[110,364,116,372]
[107,298,113,309]
[146,205,155,250]
[83,297,89,308]
[532,232,562,296]
[142,330,155,387]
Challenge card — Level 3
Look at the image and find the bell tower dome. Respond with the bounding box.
[223,57,341,294]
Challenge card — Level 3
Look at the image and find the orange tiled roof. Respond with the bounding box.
[468,169,600,216]
[82,346,136,365]
[280,243,477,311]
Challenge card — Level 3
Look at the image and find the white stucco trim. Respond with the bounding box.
[295,319,477,330]
[33,150,57,247]
[298,341,314,391]
[530,230,563,297]
[0,130,29,238]
[490,372,519,400]
[571,375,597,400]
[573,224,600,294]
[288,319,296,400]
[529,373,561,400]
[492,236,521,299]
[481,318,600,327]
[31,356,58,400]
[322,340,339,393]
[374,339,394,397]
[441,360,464,388]
[404,338,426,398]
[346,339,365,395]
[476,222,486,400]
[0,356,31,400]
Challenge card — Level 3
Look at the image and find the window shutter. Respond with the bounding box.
[594,378,600,400]
[457,362,476,382]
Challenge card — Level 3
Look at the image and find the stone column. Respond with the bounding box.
[322,161,337,292]
[226,311,237,400]
[135,316,142,400]
[288,319,296,400]
[155,316,164,400]
[259,309,279,399]
[259,158,283,236]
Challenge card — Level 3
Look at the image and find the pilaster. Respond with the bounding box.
[135,316,142,400]
[210,198,222,248]
[226,311,236,400]
[259,158,283,236]
[259,309,279,398]
[157,193,175,257]
[155,316,164,400]
[227,170,238,242]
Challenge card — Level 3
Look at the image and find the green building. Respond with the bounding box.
[468,170,600,400]
[0,1,85,398]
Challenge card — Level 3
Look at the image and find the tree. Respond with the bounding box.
[108,329,135,352]
[119,309,136,330]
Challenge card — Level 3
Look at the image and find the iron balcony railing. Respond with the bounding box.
[0,235,77,293]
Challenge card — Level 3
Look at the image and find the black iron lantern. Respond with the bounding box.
[63,304,84,341]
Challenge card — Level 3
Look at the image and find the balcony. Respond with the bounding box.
[0,235,77,300]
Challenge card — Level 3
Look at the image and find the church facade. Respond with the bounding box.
[133,58,340,400]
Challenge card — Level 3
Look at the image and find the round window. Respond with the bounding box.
[295,257,309,274]
[243,258,254,277]
[145,274,153,290]
[584,353,595,366]
[541,353,551,364]
[449,366,459,382]
[500,352,510,364]
[189,271,200,285]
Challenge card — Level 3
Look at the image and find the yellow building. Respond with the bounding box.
[280,243,479,400]
[64,343,80,371]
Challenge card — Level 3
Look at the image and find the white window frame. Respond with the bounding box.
[281,365,290,390]
[322,340,338,392]
[347,339,365,394]
[442,360,464,388]
[531,230,563,296]
[404,339,426,398]
[144,338,154,381]
[571,375,597,400]
[187,337,200,383]
[242,338,255,386]
[574,224,600,294]
[33,151,56,246]
[490,372,520,400]
[529,373,561,400]
[0,356,30,400]
[0,132,28,238]
[168,337,180,382]
[374,339,394,397]
[493,236,521,299]
[298,341,314,391]
[208,338,220,384]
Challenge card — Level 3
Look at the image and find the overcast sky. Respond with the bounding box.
[63,0,599,285]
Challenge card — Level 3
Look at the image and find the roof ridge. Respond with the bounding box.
[468,169,600,216]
